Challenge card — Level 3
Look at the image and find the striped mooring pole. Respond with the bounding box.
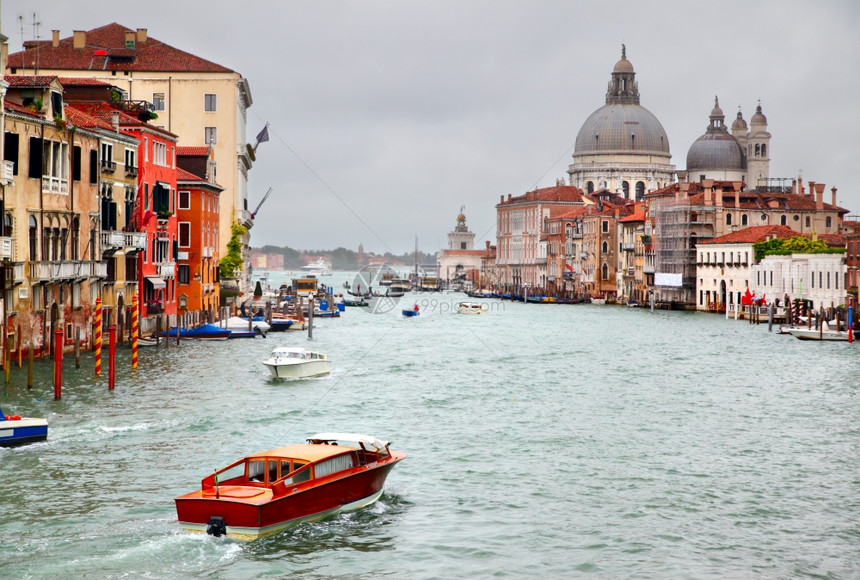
[131,293,139,369]
[94,297,102,376]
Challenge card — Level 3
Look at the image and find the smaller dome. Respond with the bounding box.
[686,133,746,172]
[710,96,724,119]
[751,103,767,126]
[731,111,747,132]
[613,58,634,74]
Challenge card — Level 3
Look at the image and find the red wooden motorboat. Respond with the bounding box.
[175,433,406,540]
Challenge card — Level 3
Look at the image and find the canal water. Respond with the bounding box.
[2,274,859,578]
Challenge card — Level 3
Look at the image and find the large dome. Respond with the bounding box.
[575,103,670,154]
[573,45,670,156]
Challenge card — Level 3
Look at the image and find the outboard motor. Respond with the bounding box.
[206,516,227,537]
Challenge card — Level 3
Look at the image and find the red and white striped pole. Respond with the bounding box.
[131,293,139,369]
[94,297,102,376]
[53,328,63,400]
[108,324,116,390]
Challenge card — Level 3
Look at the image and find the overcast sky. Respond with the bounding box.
[4,0,859,255]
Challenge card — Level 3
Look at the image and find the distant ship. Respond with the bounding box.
[300,258,332,276]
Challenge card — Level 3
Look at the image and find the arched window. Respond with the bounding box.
[3,213,12,238]
[726,213,732,225]
[29,216,38,261]
[741,214,748,226]
[602,241,608,253]
[755,144,761,157]
[586,181,594,193]
[780,215,787,225]
[636,182,645,200]
[622,181,630,197]
[601,262,609,280]
[761,144,766,157]
[71,217,80,260]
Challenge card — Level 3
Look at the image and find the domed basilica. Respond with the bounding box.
[567,46,675,200]
[567,47,772,198]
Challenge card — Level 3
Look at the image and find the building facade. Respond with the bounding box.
[7,23,255,296]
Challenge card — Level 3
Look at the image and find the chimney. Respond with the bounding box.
[702,179,714,190]
[52,30,60,48]
[500,195,504,204]
[125,31,136,48]
[814,183,825,209]
[735,190,740,209]
[808,180,815,199]
[136,28,148,43]
[704,184,712,206]
[73,31,86,49]
[508,194,512,202]
[111,112,120,132]
[831,186,837,207]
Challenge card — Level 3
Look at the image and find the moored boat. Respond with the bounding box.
[164,323,231,341]
[0,407,48,447]
[262,347,331,378]
[402,305,420,317]
[174,433,406,540]
[456,301,488,315]
[787,327,852,341]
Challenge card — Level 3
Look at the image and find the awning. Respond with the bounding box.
[145,276,166,289]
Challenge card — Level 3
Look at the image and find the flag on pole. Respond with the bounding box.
[254,123,269,151]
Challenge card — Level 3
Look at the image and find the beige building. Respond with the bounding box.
[7,23,255,295]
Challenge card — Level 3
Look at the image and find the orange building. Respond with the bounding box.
[176,168,221,323]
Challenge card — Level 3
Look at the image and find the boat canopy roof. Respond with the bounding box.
[307,433,390,451]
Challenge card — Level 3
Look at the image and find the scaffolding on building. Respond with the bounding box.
[651,195,716,309]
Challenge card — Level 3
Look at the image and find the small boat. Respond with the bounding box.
[262,347,331,379]
[343,296,368,307]
[165,323,231,341]
[787,327,852,341]
[227,317,271,333]
[136,335,159,347]
[402,306,420,317]
[175,433,406,540]
[387,278,411,297]
[627,299,640,308]
[456,302,487,315]
[269,318,297,331]
[0,407,48,447]
[590,296,607,305]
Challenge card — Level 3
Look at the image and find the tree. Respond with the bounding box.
[219,221,247,278]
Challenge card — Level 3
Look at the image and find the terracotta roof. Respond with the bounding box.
[699,225,798,245]
[64,105,114,131]
[177,146,211,157]
[498,184,584,206]
[619,208,647,223]
[57,77,112,87]
[4,100,42,118]
[67,102,177,138]
[8,23,235,74]
[4,75,58,87]
[548,208,588,221]
[176,167,223,190]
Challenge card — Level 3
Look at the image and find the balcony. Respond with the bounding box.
[125,166,139,177]
[643,264,655,274]
[626,267,635,277]
[0,160,14,186]
[0,237,12,260]
[91,261,108,279]
[146,301,164,314]
[159,261,176,278]
[622,242,635,251]
[41,176,68,195]
[100,231,125,252]
[101,159,117,173]
[203,246,214,258]
[237,209,253,228]
[13,262,26,285]
[124,231,147,251]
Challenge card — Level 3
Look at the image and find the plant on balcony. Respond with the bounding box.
[138,109,158,122]
[219,220,246,278]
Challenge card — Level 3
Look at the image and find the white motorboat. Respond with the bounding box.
[262,347,331,379]
[224,316,271,334]
[457,302,487,315]
[787,327,852,341]
[300,258,332,276]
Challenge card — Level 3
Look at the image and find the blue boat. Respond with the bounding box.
[164,323,231,341]
[402,308,420,317]
[269,319,296,331]
[0,407,48,447]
